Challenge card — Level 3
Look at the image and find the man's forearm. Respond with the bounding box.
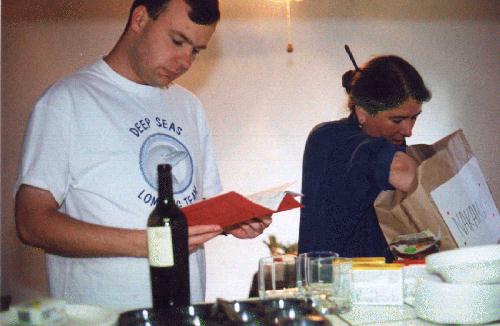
[15,185,147,258]
[17,210,148,258]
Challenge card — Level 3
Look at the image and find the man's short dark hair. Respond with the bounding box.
[126,0,220,30]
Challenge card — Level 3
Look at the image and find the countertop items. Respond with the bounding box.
[5,244,500,325]
[3,299,499,325]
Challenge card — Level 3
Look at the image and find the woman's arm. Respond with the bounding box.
[389,151,418,192]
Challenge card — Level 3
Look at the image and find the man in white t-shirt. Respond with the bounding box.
[14,0,271,310]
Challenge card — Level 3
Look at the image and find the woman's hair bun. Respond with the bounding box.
[342,70,356,93]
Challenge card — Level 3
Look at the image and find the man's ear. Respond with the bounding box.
[130,5,150,33]
[354,106,369,125]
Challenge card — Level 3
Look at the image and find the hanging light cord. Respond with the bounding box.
[286,0,293,52]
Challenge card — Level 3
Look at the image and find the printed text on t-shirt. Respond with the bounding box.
[129,117,183,137]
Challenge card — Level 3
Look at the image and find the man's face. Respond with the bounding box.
[355,98,422,146]
[128,0,216,88]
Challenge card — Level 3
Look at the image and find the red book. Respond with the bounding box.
[181,187,302,228]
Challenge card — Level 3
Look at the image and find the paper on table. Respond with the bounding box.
[181,183,303,228]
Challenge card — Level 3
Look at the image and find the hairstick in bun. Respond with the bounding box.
[344,45,360,71]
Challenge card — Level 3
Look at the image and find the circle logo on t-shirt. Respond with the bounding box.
[140,133,193,194]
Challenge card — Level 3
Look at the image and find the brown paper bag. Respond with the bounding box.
[375,130,500,251]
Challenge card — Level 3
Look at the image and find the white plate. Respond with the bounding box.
[425,244,500,284]
[414,276,500,324]
[1,304,118,326]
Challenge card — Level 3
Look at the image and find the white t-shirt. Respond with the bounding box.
[15,59,222,310]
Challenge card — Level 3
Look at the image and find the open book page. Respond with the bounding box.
[247,182,302,211]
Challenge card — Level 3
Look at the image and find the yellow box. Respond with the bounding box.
[336,257,386,265]
[351,263,404,305]
[352,263,404,270]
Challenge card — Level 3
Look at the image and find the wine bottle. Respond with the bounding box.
[147,164,190,309]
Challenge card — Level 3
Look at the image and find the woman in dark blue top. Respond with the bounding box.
[298,50,431,261]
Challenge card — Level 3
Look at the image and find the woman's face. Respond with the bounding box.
[355,98,422,146]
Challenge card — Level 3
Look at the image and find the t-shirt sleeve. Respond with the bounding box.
[373,141,399,190]
[13,84,73,205]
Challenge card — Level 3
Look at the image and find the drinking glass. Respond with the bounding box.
[306,257,352,314]
[296,251,339,298]
[258,255,298,299]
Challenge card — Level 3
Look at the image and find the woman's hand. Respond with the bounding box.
[389,151,418,192]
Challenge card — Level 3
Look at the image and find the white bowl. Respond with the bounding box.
[425,244,500,284]
[414,276,500,324]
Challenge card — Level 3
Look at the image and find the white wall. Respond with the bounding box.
[2,0,499,304]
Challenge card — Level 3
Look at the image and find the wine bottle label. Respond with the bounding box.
[147,226,174,267]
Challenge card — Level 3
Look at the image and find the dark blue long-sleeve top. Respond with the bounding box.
[298,113,403,261]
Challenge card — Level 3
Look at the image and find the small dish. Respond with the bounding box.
[425,244,500,284]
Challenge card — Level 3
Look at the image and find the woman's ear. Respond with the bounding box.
[354,106,369,125]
